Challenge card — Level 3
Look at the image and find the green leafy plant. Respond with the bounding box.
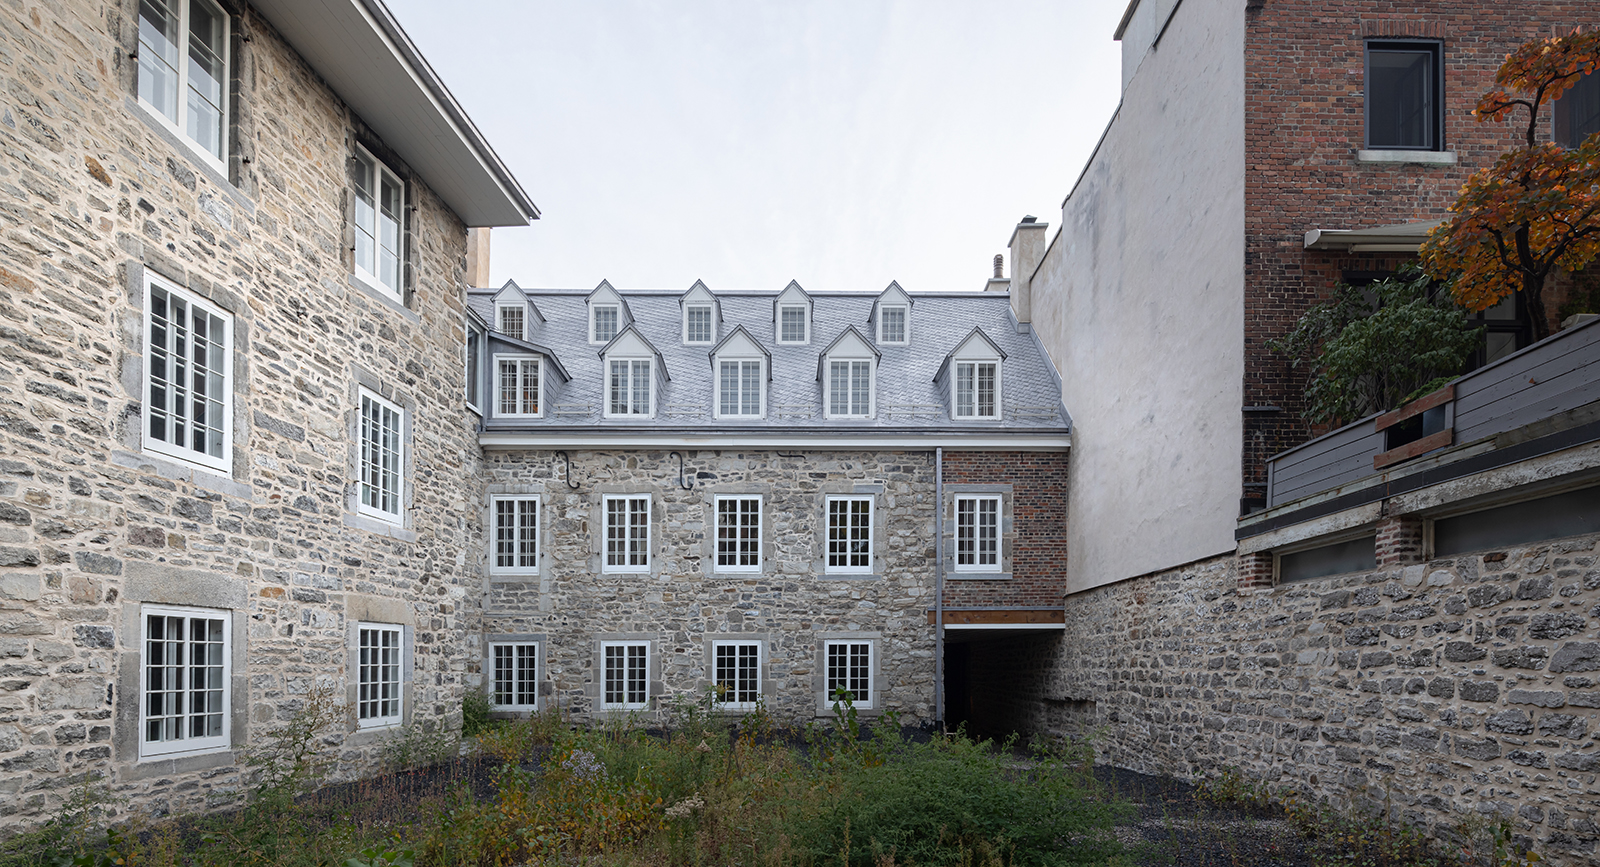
[460,687,493,739]
[379,721,459,773]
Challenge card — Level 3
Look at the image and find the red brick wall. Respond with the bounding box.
[940,451,1068,608]
[1240,2,1600,501]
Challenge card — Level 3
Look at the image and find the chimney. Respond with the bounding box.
[465,227,491,287]
[993,254,1004,278]
[1007,216,1047,326]
[984,253,1010,293]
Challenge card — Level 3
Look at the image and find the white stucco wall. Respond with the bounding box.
[1031,0,1245,594]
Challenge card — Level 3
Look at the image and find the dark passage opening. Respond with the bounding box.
[942,631,1060,741]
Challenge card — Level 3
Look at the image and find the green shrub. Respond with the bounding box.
[461,688,492,738]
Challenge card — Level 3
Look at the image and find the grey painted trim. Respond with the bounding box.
[813,633,882,716]
[347,275,420,324]
[480,432,1071,451]
[122,96,256,215]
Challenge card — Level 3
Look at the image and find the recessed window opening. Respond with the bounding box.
[358,390,404,522]
[357,623,403,727]
[1433,485,1600,557]
[826,497,873,573]
[491,642,538,710]
[497,305,525,340]
[1366,41,1442,150]
[354,148,404,298]
[137,0,228,165]
[496,356,541,417]
[141,605,229,758]
[825,640,873,708]
[492,497,539,575]
[607,359,652,416]
[718,360,762,417]
[712,641,761,709]
[602,641,649,709]
[593,305,619,343]
[604,495,650,571]
[1278,535,1376,584]
[779,306,808,343]
[686,305,713,343]
[465,321,483,410]
[144,275,232,473]
[955,361,997,418]
[955,496,1000,569]
[716,496,761,571]
[879,306,907,343]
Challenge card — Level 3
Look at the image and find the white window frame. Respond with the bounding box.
[139,604,231,760]
[824,640,874,709]
[603,494,651,573]
[777,305,809,344]
[494,354,542,418]
[489,641,539,711]
[714,495,762,572]
[825,358,874,419]
[465,318,485,413]
[601,640,650,710]
[825,495,874,574]
[711,640,762,711]
[591,304,620,344]
[135,0,230,174]
[953,360,1001,420]
[684,304,714,344]
[605,358,654,418]
[877,305,909,344]
[356,622,404,728]
[715,357,765,419]
[357,388,405,524]
[141,272,234,475]
[490,495,540,576]
[954,495,1002,571]
[352,145,406,300]
[496,302,526,341]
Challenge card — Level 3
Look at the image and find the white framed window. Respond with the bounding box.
[954,361,999,419]
[827,360,873,418]
[712,640,761,710]
[825,496,873,573]
[685,305,714,344]
[779,306,808,343]
[592,304,620,344]
[955,496,1001,570]
[356,623,403,728]
[715,496,761,572]
[607,359,653,417]
[824,640,873,709]
[716,359,764,418]
[490,641,539,711]
[136,0,228,170]
[604,495,651,572]
[878,306,908,344]
[358,388,404,523]
[140,604,230,759]
[601,641,649,709]
[143,273,233,474]
[497,303,525,341]
[496,355,541,418]
[491,496,539,575]
[353,147,405,299]
[465,319,484,412]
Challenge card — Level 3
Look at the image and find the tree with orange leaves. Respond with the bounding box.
[1420,29,1600,342]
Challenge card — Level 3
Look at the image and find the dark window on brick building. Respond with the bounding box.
[1366,42,1442,150]
[1555,71,1599,149]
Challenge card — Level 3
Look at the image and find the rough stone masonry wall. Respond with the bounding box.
[0,0,482,831]
[1035,534,1600,864]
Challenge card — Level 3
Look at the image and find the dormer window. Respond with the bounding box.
[608,359,651,417]
[779,307,808,343]
[497,303,525,340]
[878,306,907,344]
[954,362,997,418]
[711,326,768,419]
[819,326,879,420]
[871,281,912,346]
[586,280,631,345]
[593,305,619,343]
[496,355,541,418]
[685,306,713,343]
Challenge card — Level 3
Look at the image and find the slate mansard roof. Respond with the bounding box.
[470,283,1071,449]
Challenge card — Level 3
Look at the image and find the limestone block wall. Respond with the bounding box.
[1036,534,1600,864]
[0,0,483,830]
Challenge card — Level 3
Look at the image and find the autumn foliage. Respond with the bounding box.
[1420,29,1600,340]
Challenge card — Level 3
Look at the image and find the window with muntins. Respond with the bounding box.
[607,359,652,416]
[779,306,808,343]
[144,274,232,473]
[826,497,872,572]
[593,305,619,343]
[604,495,650,571]
[828,360,872,417]
[879,306,907,343]
[1556,71,1600,149]
[496,356,541,417]
[602,641,649,708]
[955,361,998,418]
[955,496,1000,569]
[354,148,405,298]
[825,640,872,708]
[137,0,228,167]
[492,496,539,575]
[685,305,713,343]
[357,623,403,727]
[141,605,229,758]
[497,305,525,341]
[713,641,761,709]
[1366,42,1442,150]
[716,496,761,571]
[358,390,404,522]
[718,360,762,417]
[465,321,484,411]
[491,642,538,710]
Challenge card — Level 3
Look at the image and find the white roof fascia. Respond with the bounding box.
[480,432,1071,451]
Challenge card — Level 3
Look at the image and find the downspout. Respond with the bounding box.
[934,447,945,731]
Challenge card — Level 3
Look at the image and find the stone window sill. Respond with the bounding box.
[113,450,251,498]
[1357,149,1457,165]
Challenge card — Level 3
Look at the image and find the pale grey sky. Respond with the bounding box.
[384,1,1125,293]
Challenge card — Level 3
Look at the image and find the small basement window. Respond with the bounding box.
[1433,485,1600,557]
[1278,535,1376,584]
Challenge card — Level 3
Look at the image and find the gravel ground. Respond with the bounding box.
[1095,766,1314,867]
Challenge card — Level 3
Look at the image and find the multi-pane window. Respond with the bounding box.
[828,360,872,417]
[955,496,1001,570]
[497,356,541,417]
[604,495,650,571]
[593,305,619,343]
[826,497,873,573]
[357,623,403,727]
[491,642,538,710]
[137,0,228,165]
[358,389,404,522]
[685,305,713,343]
[825,640,873,708]
[465,321,484,410]
[718,360,762,417]
[713,641,761,709]
[879,306,907,343]
[491,497,539,575]
[607,359,652,417]
[1556,71,1600,149]
[715,496,761,571]
[602,641,649,709]
[955,361,998,418]
[141,605,229,758]
[497,304,525,341]
[354,148,405,298]
[1366,42,1442,151]
[779,306,808,343]
[144,275,231,473]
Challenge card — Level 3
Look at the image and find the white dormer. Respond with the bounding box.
[817,326,880,419]
[680,280,720,345]
[493,280,542,341]
[936,327,1007,421]
[599,325,666,419]
[710,325,770,420]
[587,279,632,345]
[773,280,812,345]
[869,281,912,345]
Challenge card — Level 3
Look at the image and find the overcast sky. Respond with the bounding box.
[384,0,1125,293]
